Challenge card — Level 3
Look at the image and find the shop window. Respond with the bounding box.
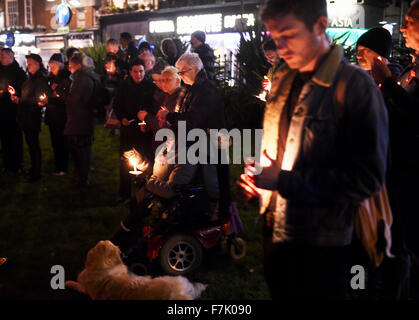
[6,0,19,27]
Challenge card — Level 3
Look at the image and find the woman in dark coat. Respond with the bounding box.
[45,53,71,175]
[12,54,50,182]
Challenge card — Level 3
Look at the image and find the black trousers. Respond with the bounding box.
[48,124,68,173]
[0,118,23,172]
[67,135,92,184]
[382,171,419,299]
[23,129,41,178]
[263,237,352,299]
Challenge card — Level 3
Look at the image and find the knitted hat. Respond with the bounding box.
[357,28,393,59]
[25,53,42,65]
[49,53,64,64]
[191,30,206,44]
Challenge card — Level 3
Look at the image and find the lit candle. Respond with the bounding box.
[128,156,142,175]
[8,85,15,95]
[39,93,47,102]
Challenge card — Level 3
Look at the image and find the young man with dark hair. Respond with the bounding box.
[119,32,138,69]
[238,0,389,299]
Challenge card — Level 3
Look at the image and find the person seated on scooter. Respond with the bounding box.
[110,148,220,252]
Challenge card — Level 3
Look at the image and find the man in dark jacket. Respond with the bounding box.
[0,48,26,173]
[238,0,389,299]
[113,58,155,201]
[371,1,419,299]
[45,53,71,175]
[190,31,215,80]
[119,32,139,70]
[12,54,49,182]
[158,52,230,215]
[64,52,97,186]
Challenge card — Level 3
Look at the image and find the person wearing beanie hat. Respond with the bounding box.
[190,30,215,80]
[356,28,393,72]
[45,52,71,176]
[11,52,50,182]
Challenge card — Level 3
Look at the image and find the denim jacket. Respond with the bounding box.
[261,46,389,246]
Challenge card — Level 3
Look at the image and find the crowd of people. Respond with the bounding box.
[0,29,216,189]
[1,0,419,301]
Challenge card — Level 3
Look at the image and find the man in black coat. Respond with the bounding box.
[113,58,155,200]
[12,54,49,182]
[64,52,98,186]
[158,53,230,215]
[119,32,139,71]
[190,31,215,80]
[45,53,71,175]
[0,48,26,173]
[372,1,419,299]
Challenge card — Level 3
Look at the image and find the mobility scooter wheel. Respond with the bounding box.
[228,237,247,260]
[159,234,203,275]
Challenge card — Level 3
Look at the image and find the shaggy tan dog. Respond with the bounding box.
[66,240,206,300]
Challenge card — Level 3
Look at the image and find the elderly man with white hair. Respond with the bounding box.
[158,52,231,217]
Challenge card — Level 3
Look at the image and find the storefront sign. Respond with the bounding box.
[149,20,175,33]
[149,13,256,35]
[327,2,365,28]
[177,14,222,34]
[68,31,94,48]
[56,4,72,26]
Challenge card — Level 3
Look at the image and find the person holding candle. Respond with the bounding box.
[113,58,155,202]
[237,0,389,299]
[45,53,71,176]
[11,53,49,182]
[0,48,26,174]
[371,0,419,299]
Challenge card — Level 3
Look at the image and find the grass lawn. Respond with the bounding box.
[0,123,270,300]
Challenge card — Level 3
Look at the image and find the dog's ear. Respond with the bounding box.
[66,280,87,294]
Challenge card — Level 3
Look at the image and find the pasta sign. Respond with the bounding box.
[56,4,72,26]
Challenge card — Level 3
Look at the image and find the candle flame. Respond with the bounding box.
[8,85,15,95]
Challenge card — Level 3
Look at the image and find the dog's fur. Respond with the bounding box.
[65,240,206,300]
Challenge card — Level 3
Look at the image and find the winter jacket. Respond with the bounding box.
[0,60,26,121]
[64,68,95,136]
[260,45,389,246]
[380,56,419,172]
[17,69,50,132]
[193,43,215,80]
[166,69,225,131]
[45,68,71,127]
[113,76,155,122]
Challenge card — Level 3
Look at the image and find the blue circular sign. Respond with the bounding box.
[56,4,72,26]
[5,33,14,47]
